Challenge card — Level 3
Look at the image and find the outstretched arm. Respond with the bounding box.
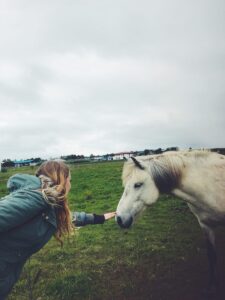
[72,211,116,227]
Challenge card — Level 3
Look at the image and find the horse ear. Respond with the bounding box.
[131,157,145,170]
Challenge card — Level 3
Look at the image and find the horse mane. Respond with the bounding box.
[149,153,184,193]
[122,150,211,193]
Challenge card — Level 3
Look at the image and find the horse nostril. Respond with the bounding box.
[117,216,123,226]
[117,215,133,229]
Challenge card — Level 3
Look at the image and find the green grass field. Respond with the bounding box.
[2,161,225,300]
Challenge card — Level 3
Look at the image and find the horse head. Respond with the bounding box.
[116,156,159,228]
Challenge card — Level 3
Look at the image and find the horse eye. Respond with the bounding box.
[134,182,143,189]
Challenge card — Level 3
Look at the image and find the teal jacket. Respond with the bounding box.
[0,174,57,299]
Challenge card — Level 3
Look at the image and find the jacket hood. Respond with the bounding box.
[7,174,41,193]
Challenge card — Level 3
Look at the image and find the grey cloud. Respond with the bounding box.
[0,0,224,159]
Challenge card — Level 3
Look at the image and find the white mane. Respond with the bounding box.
[122,150,213,193]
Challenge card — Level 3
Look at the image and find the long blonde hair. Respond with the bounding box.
[35,160,74,243]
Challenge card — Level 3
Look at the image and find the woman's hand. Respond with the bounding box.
[104,212,116,220]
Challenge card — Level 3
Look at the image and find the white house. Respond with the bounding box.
[113,152,134,160]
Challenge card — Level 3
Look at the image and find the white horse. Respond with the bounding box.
[116,150,225,287]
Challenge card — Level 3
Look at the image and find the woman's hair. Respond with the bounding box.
[35,160,74,244]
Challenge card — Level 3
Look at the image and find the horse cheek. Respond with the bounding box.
[144,184,159,205]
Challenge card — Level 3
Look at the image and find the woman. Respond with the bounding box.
[0,161,115,299]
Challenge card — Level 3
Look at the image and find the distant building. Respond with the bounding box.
[113,151,134,160]
[13,159,34,167]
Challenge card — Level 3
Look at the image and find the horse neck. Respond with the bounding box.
[171,153,211,205]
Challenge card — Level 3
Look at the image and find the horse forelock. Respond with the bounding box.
[149,155,184,193]
[122,161,136,186]
[122,158,148,186]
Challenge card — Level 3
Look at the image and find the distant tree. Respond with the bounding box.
[154,148,162,154]
[2,159,15,168]
[61,154,76,160]
[32,157,42,163]
[165,147,179,152]
[144,149,150,155]
[61,154,86,161]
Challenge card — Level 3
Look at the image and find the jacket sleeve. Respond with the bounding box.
[0,191,48,233]
[72,212,105,226]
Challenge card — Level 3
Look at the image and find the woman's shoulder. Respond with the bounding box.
[7,174,41,193]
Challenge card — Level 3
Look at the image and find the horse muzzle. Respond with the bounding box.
[116,214,133,229]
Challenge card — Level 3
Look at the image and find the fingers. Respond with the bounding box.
[104,212,116,220]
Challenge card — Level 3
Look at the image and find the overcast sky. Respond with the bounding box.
[0,0,224,159]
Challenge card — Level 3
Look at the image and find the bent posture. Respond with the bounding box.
[0,161,115,299]
[116,150,225,287]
